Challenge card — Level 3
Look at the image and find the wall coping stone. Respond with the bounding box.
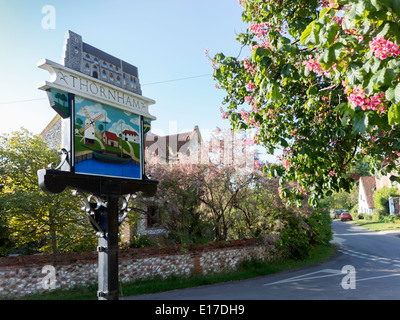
[0,239,262,269]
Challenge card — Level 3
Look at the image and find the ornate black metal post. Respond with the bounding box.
[97,195,119,300]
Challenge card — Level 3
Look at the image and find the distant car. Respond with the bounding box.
[334,209,345,219]
[340,212,353,221]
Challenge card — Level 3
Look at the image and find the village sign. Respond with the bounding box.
[37,30,158,300]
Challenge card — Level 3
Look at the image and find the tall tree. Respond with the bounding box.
[211,0,400,206]
[0,129,96,254]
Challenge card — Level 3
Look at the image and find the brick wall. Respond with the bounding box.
[0,239,275,298]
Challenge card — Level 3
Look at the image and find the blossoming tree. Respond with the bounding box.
[210,0,400,206]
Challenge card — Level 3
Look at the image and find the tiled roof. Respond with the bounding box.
[360,176,376,209]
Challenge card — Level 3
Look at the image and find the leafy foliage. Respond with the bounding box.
[137,128,332,259]
[0,129,96,254]
[373,186,398,215]
[211,0,400,207]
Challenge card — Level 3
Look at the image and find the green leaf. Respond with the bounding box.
[385,83,400,104]
[352,113,369,134]
[372,68,396,87]
[300,22,313,45]
[347,1,366,20]
[319,6,330,19]
[346,63,363,85]
[394,83,400,103]
[388,103,400,125]
[270,84,282,101]
[328,42,344,61]
[300,21,319,46]
[326,23,340,45]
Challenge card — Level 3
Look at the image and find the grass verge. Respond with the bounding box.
[17,244,336,300]
[351,220,400,232]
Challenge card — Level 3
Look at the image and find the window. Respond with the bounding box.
[85,53,90,61]
[102,70,107,79]
[109,73,114,82]
[147,206,161,228]
[92,65,98,78]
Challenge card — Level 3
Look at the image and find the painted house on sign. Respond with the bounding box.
[103,131,119,148]
[122,130,139,143]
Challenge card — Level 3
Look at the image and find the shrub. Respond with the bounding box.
[373,187,398,216]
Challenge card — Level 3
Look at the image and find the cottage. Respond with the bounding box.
[145,125,204,163]
[358,174,400,215]
[358,176,376,215]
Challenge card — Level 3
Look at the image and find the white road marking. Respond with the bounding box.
[356,274,400,282]
[339,248,400,266]
[263,269,343,286]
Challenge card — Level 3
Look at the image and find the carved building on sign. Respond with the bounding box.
[63,30,142,95]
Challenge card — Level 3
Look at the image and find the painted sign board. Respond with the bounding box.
[37,31,156,182]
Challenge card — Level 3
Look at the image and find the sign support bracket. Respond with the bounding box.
[39,169,158,300]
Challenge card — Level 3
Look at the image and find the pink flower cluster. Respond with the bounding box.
[246,81,256,91]
[347,85,386,114]
[250,40,271,52]
[302,55,324,76]
[249,22,272,52]
[369,36,400,60]
[250,23,269,38]
[243,136,259,146]
[240,108,250,123]
[282,158,290,170]
[243,58,256,76]
[239,108,260,128]
[219,106,229,119]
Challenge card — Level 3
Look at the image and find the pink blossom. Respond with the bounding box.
[369,36,400,60]
[299,188,308,195]
[348,87,386,114]
[250,40,271,52]
[239,109,250,124]
[329,170,335,176]
[219,106,229,119]
[362,92,386,114]
[282,158,290,170]
[243,58,256,76]
[302,55,324,75]
[246,81,256,91]
[249,23,269,41]
[244,96,254,103]
[329,1,337,8]
[348,86,365,107]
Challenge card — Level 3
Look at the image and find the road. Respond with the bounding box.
[124,220,400,300]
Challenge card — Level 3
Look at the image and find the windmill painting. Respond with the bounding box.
[74,96,143,179]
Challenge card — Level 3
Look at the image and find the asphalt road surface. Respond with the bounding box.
[124,220,400,300]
